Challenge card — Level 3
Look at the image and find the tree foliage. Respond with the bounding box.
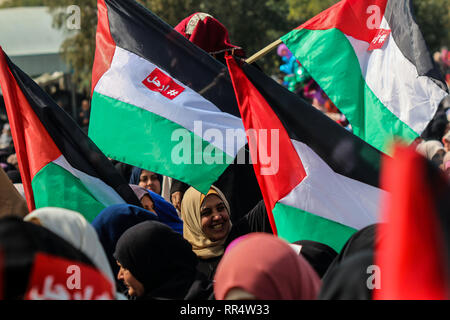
[412,0,450,53]
[286,0,339,23]
[1,0,448,93]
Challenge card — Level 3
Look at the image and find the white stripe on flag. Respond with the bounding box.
[94,46,245,157]
[346,17,447,135]
[278,140,385,230]
[53,155,126,206]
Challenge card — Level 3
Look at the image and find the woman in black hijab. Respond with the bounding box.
[291,240,338,278]
[113,220,213,300]
[0,217,96,300]
[318,223,385,300]
[318,250,375,300]
[322,224,383,280]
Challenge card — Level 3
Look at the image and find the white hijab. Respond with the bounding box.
[416,140,445,160]
[24,207,116,292]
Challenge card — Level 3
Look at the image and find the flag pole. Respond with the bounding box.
[245,39,283,64]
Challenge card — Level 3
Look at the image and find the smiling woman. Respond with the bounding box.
[181,186,232,280]
[200,192,232,242]
[180,185,274,281]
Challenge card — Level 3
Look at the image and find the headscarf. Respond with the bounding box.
[0,166,28,219]
[129,184,148,201]
[292,240,338,278]
[180,186,232,259]
[24,207,115,291]
[0,217,95,300]
[322,224,383,281]
[174,12,245,59]
[416,140,445,160]
[214,233,321,300]
[129,167,163,194]
[91,204,158,280]
[113,221,200,300]
[129,184,183,235]
[318,250,375,300]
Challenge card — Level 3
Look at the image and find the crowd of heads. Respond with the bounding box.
[0,12,449,301]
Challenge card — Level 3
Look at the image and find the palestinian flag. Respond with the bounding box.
[374,145,450,299]
[90,0,246,193]
[227,56,387,252]
[281,0,449,154]
[0,47,141,222]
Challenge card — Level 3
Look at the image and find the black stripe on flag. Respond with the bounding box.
[5,56,142,207]
[104,0,240,118]
[384,0,448,92]
[241,61,386,189]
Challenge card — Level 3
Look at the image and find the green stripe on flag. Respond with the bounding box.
[282,28,419,154]
[32,162,106,222]
[273,202,357,252]
[89,92,233,194]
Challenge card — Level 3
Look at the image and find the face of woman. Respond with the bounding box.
[200,194,230,242]
[116,261,145,297]
[138,170,161,195]
[140,194,156,214]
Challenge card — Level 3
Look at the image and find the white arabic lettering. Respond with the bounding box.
[378,34,387,44]
[159,84,169,92]
[28,276,70,300]
[147,76,161,88]
[27,275,113,300]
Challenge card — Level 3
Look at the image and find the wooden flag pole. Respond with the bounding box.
[245,39,283,64]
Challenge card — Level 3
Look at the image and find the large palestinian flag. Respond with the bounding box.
[375,145,450,299]
[281,0,449,154]
[90,0,246,194]
[227,56,387,252]
[0,47,141,222]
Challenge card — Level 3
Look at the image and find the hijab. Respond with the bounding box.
[292,240,338,278]
[180,186,232,259]
[318,250,375,300]
[0,217,95,300]
[91,204,158,280]
[129,167,163,194]
[322,224,384,281]
[24,207,115,290]
[129,184,183,235]
[174,12,245,60]
[214,233,321,300]
[416,140,445,160]
[113,221,202,300]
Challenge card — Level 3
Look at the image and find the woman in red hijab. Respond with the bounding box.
[174,12,245,65]
[213,233,321,300]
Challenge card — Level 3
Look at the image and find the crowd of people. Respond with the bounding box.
[0,11,449,301]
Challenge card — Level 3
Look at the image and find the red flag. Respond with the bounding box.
[24,253,114,300]
[375,144,450,299]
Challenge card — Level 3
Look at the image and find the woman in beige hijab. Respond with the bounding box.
[416,140,446,167]
[181,185,232,280]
